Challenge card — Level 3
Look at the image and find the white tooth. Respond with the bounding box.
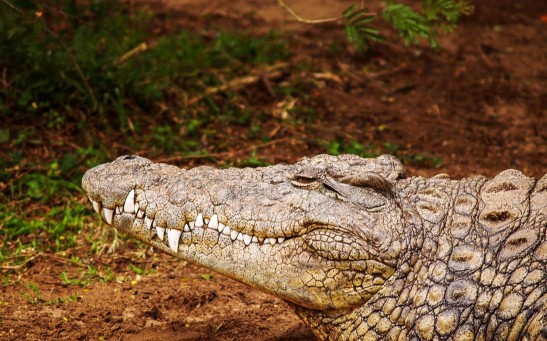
[124,189,135,213]
[204,217,209,225]
[156,226,165,241]
[267,237,277,245]
[243,234,252,246]
[208,214,218,229]
[230,230,238,241]
[88,196,93,203]
[103,208,113,224]
[167,228,182,252]
[92,200,101,214]
[189,221,194,229]
[184,224,190,232]
[277,237,285,243]
[258,237,265,243]
[152,219,157,228]
[237,232,244,241]
[137,209,145,218]
[252,236,258,243]
[217,222,225,233]
[222,225,231,235]
[115,206,121,215]
[145,217,153,230]
[195,213,204,227]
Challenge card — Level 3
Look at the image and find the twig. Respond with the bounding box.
[0,255,39,270]
[186,62,288,105]
[155,138,295,164]
[277,0,341,24]
[0,0,24,14]
[261,75,277,98]
[477,44,494,70]
[118,42,148,64]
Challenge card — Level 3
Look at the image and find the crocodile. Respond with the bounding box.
[82,154,547,340]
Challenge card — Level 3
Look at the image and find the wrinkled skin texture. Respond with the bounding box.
[82,155,547,340]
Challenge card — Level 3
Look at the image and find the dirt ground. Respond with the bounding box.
[1,0,546,340]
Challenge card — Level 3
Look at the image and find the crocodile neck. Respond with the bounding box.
[292,173,546,340]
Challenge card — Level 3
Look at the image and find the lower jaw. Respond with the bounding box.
[111,213,291,256]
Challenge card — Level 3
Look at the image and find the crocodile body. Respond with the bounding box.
[82,154,547,340]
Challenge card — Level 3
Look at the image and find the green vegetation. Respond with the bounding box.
[127,263,155,276]
[20,282,43,304]
[1,1,289,133]
[323,137,443,168]
[281,0,473,52]
[344,0,474,51]
[0,0,291,268]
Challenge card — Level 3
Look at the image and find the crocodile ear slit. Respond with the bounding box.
[340,172,394,198]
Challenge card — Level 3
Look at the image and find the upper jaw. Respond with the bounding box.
[87,186,290,251]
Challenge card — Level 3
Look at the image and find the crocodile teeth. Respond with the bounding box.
[222,225,231,235]
[136,209,145,219]
[217,222,225,233]
[92,200,101,214]
[208,214,218,229]
[230,230,238,241]
[156,226,166,241]
[236,232,244,241]
[258,237,265,243]
[267,237,277,245]
[277,237,285,243]
[252,236,258,243]
[103,207,113,224]
[184,223,190,232]
[124,189,135,213]
[115,206,122,215]
[167,228,182,252]
[144,217,153,230]
[243,234,252,246]
[195,213,204,227]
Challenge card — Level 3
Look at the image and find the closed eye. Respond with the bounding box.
[290,175,317,186]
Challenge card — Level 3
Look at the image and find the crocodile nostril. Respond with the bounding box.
[123,155,137,160]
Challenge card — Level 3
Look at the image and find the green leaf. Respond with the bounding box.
[199,273,213,280]
[342,5,381,52]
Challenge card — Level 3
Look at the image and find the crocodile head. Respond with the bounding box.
[82,154,408,311]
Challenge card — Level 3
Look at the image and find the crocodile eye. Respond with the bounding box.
[290,175,318,187]
[123,155,137,160]
[293,175,316,184]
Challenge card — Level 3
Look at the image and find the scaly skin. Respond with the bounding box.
[82,154,547,340]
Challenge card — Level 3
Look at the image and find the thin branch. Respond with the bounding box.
[155,137,296,163]
[44,25,99,111]
[0,0,24,15]
[0,255,39,270]
[118,42,148,65]
[186,62,288,105]
[277,0,341,24]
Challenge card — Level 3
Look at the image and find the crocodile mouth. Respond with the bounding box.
[88,188,290,254]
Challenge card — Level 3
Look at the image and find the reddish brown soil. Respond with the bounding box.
[1,0,546,340]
